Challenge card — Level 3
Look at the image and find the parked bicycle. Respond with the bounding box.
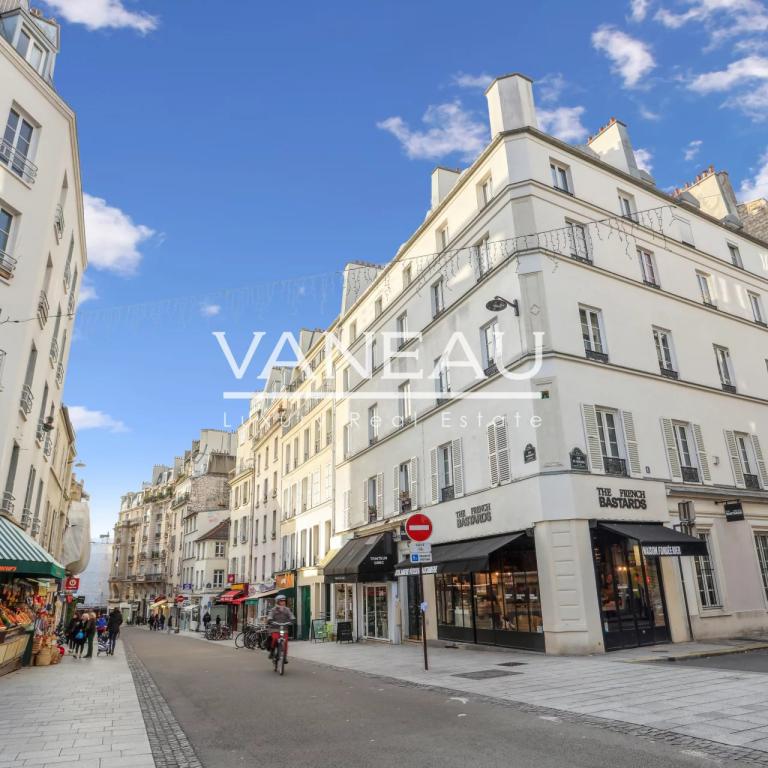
[268,621,292,675]
[235,623,268,650]
[204,624,232,641]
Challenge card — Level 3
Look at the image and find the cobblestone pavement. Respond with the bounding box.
[0,640,154,768]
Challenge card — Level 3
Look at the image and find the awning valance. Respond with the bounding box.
[0,515,66,579]
[394,532,525,575]
[216,589,246,604]
[324,533,396,583]
[244,587,296,605]
[597,522,708,557]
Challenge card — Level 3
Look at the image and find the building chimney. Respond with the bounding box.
[737,198,768,243]
[485,73,538,138]
[684,166,741,227]
[431,167,462,208]
[587,118,640,176]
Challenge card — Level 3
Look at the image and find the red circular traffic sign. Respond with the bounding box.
[405,513,433,542]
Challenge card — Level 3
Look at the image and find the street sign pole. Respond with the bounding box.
[420,564,428,672]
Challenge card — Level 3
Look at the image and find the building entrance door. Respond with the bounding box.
[405,575,422,641]
[593,531,670,650]
[363,584,389,640]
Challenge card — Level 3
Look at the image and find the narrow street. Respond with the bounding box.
[124,628,744,768]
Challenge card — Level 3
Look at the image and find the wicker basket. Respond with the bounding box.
[34,647,52,666]
[31,637,43,655]
[49,649,62,665]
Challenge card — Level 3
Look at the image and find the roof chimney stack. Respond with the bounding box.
[485,73,538,138]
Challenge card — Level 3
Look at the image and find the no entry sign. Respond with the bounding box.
[405,513,433,542]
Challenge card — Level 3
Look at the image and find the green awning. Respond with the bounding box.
[0,515,66,579]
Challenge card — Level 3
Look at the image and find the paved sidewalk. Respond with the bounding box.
[0,641,154,768]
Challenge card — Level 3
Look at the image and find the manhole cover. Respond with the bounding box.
[497,661,526,667]
[452,669,522,679]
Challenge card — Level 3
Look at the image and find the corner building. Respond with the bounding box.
[326,73,768,654]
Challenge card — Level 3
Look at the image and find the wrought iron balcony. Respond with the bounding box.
[43,435,52,459]
[643,279,661,289]
[681,465,700,483]
[49,337,59,367]
[1,492,14,516]
[0,248,17,279]
[63,266,71,292]
[399,495,412,515]
[603,456,628,476]
[30,518,40,536]
[368,505,379,523]
[659,365,678,379]
[484,361,499,377]
[744,473,761,490]
[38,291,49,327]
[585,348,609,363]
[20,506,31,529]
[19,384,33,416]
[0,139,38,184]
[55,362,64,387]
[721,382,737,394]
[440,485,455,503]
[67,292,75,316]
[54,205,65,241]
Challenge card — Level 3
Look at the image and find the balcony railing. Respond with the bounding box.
[368,505,379,523]
[585,348,609,363]
[1,492,15,516]
[30,518,40,536]
[35,420,45,444]
[54,205,65,241]
[67,292,75,316]
[603,456,628,476]
[37,291,51,328]
[744,473,761,490]
[681,465,700,483]
[484,361,499,377]
[43,435,52,459]
[0,139,38,184]
[20,506,31,529]
[721,382,737,394]
[0,248,17,279]
[63,266,71,292]
[19,384,33,416]
[49,337,59,367]
[440,485,455,503]
[659,365,678,380]
[399,495,412,515]
[55,362,64,387]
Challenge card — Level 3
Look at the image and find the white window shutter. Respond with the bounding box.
[692,424,712,484]
[751,434,768,488]
[581,404,604,474]
[496,417,511,483]
[393,465,400,517]
[430,448,438,504]
[410,457,419,509]
[621,411,642,477]
[452,438,464,497]
[660,418,683,482]
[487,422,499,487]
[343,490,350,529]
[724,430,745,488]
[376,473,384,519]
[362,480,368,522]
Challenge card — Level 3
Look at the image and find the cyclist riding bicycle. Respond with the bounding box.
[266,595,295,662]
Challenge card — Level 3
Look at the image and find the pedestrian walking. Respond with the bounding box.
[202,611,211,632]
[66,611,80,650]
[71,616,86,658]
[83,612,97,658]
[167,615,173,633]
[159,614,165,631]
[107,607,123,655]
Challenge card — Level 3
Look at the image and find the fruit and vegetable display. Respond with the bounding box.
[0,602,33,628]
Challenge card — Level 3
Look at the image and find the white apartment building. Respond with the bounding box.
[0,1,86,544]
[191,519,229,624]
[319,72,768,654]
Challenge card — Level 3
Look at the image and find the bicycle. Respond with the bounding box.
[268,621,292,676]
[235,623,267,650]
[205,624,231,641]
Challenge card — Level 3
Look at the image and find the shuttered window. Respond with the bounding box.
[487,417,511,487]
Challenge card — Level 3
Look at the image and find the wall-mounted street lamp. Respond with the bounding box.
[485,296,519,315]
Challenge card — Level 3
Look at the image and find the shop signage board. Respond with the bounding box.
[336,621,353,643]
[724,501,744,522]
[276,572,295,590]
[64,576,80,591]
[570,448,588,471]
[394,565,438,577]
[409,552,433,563]
[524,444,536,463]
[175,595,186,604]
[405,513,433,542]
[596,487,648,510]
[227,574,236,584]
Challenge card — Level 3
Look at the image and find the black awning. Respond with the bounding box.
[597,522,708,557]
[324,532,396,583]
[394,532,526,575]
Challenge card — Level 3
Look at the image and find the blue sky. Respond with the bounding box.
[45,0,768,535]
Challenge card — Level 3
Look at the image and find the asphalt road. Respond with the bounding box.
[124,628,743,768]
[671,648,768,673]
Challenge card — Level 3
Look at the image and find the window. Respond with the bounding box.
[0,207,14,277]
[697,271,715,306]
[367,476,379,521]
[396,312,408,348]
[639,248,659,287]
[437,225,449,251]
[728,243,743,269]
[475,235,491,278]
[398,381,412,423]
[481,319,498,373]
[431,279,445,318]
[438,443,454,501]
[755,533,768,602]
[370,338,377,371]
[343,422,352,458]
[653,327,677,377]
[736,433,760,489]
[402,264,412,289]
[435,357,451,400]
[398,461,412,513]
[618,192,637,222]
[479,176,492,206]
[749,292,765,324]
[694,532,721,609]
[566,221,589,261]
[214,541,225,557]
[550,161,570,193]
[596,408,626,476]
[16,28,46,74]
[579,306,607,361]
[368,404,379,444]
[2,109,34,182]
[714,345,735,390]
[673,423,700,482]
[342,366,351,394]
[374,297,383,318]
[284,444,291,473]
[349,321,357,343]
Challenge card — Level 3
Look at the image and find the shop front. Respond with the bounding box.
[0,514,66,674]
[411,531,545,651]
[215,583,248,630]
[324,533,397,642]
[590,521,708,651]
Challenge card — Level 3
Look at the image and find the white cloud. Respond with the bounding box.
[726,82,768,119]
[629,0,650,21]
[77,279,98,305]
[537,73,566,103]
[634,147,654,173]
[740,148,768,200]
[689,55,768,92]
[42,0,157,33]
[452,72,493,89]
[83,194,155,276]
[591,26,656,88]
[684,139,703,161]
[538,106,589,143]
[69,406,128,433]
[654,0,768,47]
[377,102,487,162]
[638,104,661,120]
[200,303,221,317]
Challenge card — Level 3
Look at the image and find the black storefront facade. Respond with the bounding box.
[399,531,546,652]
[590,521,708,651]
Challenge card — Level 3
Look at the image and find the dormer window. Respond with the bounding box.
[16,27,47,75]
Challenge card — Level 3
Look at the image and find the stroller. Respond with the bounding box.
[96,630,110,656]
